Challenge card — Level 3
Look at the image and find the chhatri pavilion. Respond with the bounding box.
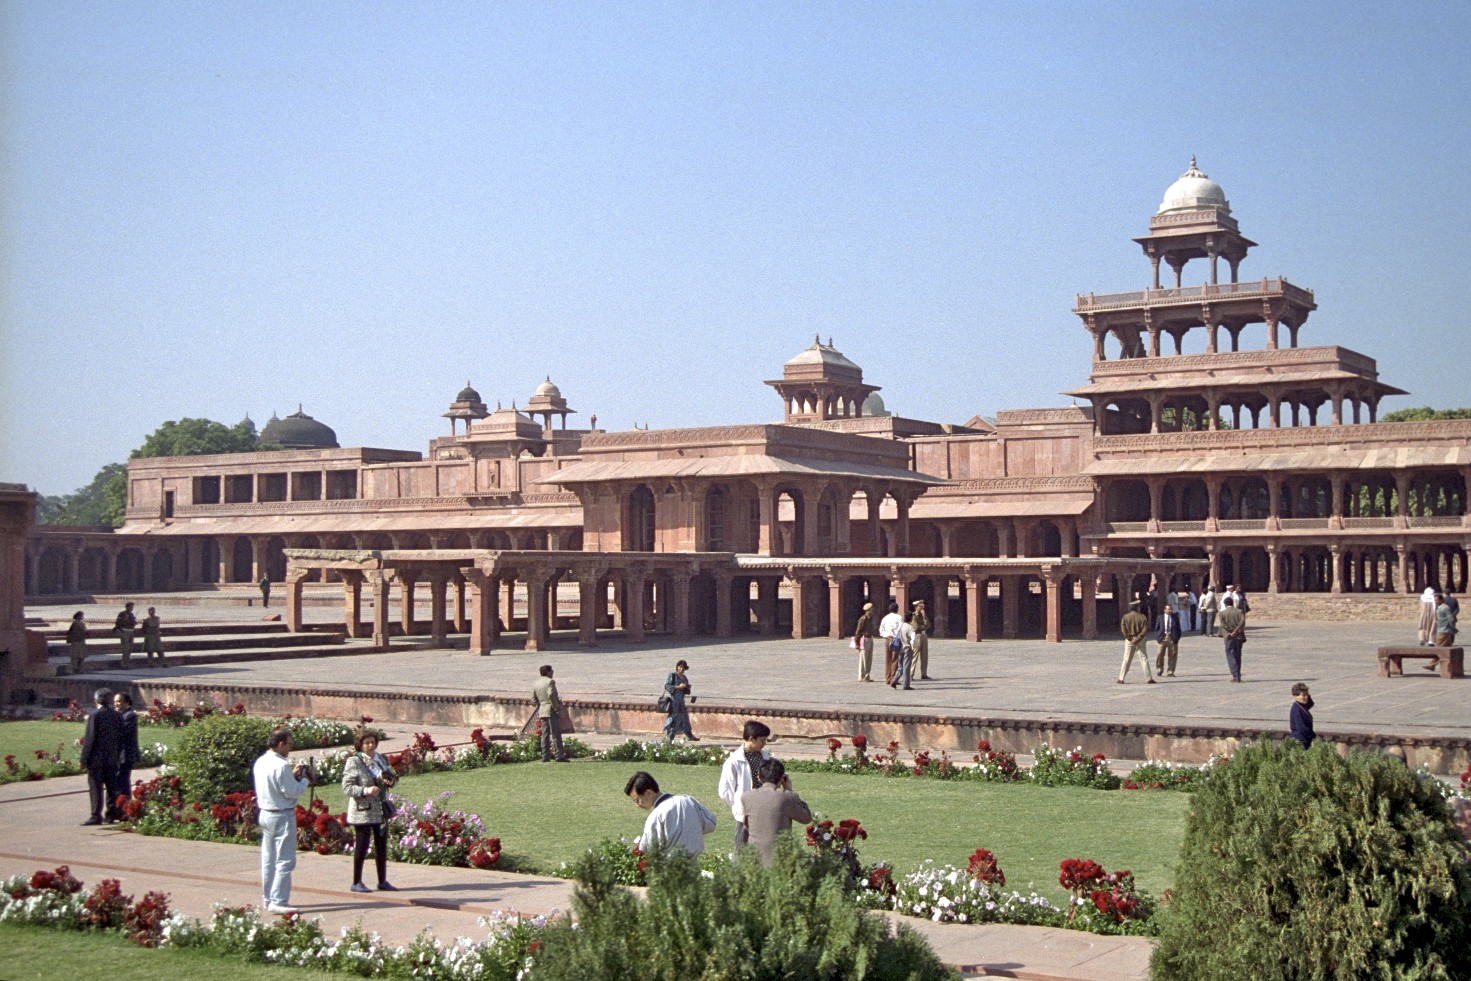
[23,163,1471,651]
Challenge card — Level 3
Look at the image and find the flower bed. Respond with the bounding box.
[0,866,552,980]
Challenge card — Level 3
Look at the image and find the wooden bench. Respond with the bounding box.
[1377,646,1464,679]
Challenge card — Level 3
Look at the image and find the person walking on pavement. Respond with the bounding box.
[1217,596,1247,682]
[662,659,697,742]
[1198,585,1219,637]
[852,603,876,682]
[253,728,313,914]
[1154,603,1182,677]
[80,688,124,825]
[878,602,904,687]
[65,611,88,675]
[113,602,137,666]
[113,691,140,802]
[260,575,272,608]
[1118,600,1155,684]
[893,614,916,690]
[141,607,164,666]
[1418,585,1438,646]
[911,600,932,680]
[532,664,569,762]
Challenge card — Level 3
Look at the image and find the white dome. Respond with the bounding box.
[862,392,889,417]
[534,376,562,398]
[1157,157,1229,215]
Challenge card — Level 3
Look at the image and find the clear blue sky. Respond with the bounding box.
[4,2,1469,496]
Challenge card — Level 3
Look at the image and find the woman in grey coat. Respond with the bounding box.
[341,728,399,893]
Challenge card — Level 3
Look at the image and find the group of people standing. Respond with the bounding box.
[628,718,813,867]
[1418,586,1460,670]
[78,687,141,824]
[1118,584,1251,684]
[63,602,164,674]
[851,599,931,689]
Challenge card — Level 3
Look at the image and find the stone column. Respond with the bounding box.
[800,495,820,556]
[827,575,844,640]
[452,576,468,633]
[284,567,309,632]
[1267,478,1283,531]
[1266,545,1280,594]
[523,568,550,652]
[103,548,117,591]
[890,574,909,615]
[931,577,949,639]
[339,569,365,638]
[464,569,500,655]
[866,490,883,558]
[1265,307,1279,350]
[1147,479,1164,533]
[964,574,985,642]
[503,579,517,630]
[427,570,450,648]
[1080,575,1098,639]
[1329,473,1346,530]
[577,572,602,647]
[1043,571,1062,643]
[787,576,807,638]
[251,537,268,583]
[1329,545,1343,594]
[1394,474,1411,529]
[395,571,418,636]
[894,493,912,557]
[218,538,230,584]
[625,568,647,643]
[756,576,778,635]
[757,486,777,555]
[368,571,392,648]
[714,572,733,638]
[669,572,692,640]
[1000,576,1020,639]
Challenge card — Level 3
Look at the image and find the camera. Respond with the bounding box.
[294,756,321,786]
[688,696,697,704]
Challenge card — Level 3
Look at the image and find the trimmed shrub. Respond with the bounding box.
[173,714,274,804]
[529,837,957,981]
[1151,739,1471,980]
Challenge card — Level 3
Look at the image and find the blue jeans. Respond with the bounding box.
[259,809,298,906]
[1224,636,1243,681]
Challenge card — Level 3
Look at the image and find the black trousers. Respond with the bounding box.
[87,765,122,820]
[353,823,388,885]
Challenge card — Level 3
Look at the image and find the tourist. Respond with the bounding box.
[260,574,272,608]
[141,607,163,666]
[113,601,137,666]
[1417,585,1438,646]
[341,727,399,893]
[1175,590,1193,634]
[893,614,916,690]
[739,758,812,867]
[910,599,931,680]
[1288,683,1315,749]
[80,688,124,825]
[113,691,140,801]
[1217,596,1247,682]
[1117,600,1154,684]
[253,728,313,914]
[662,659,697,743]
[852,602,876,682]
[626,771,717,857]
[1198,585,1219,637]
[878,602,904,686]
[718,720,771,845]
[1154,603,1181,677]
[65,610,87,675]
[1427,591,1458,673]
[532,664,569,762]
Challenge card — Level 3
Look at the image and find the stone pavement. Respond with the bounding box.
[0,723,1152,981]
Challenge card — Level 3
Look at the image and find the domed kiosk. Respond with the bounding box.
[260,406,339,450]
[765,336,880,423]
[443,381,490,435]
[1134,157,1255,289]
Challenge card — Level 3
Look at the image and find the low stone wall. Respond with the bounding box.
[1249,593,1420,623]
[36,677,1466,777]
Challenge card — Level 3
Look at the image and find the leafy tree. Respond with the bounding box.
[41,417,269,528]
[1379,406,1471,423]
[1151,739,1471,980]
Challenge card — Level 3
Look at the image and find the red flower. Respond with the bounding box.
[827,738,842,754]
[976,739,991,753]
[33,749,46,760]
[966,848,1006,886]
[851,735,868,750]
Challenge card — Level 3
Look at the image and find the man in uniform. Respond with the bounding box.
[141,607,164,666]
[1118,600,1154,684]
[852,603,876,682]
[113,602,137,666]
[910,599,931,680]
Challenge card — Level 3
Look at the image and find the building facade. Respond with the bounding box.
[24,164,1471,642]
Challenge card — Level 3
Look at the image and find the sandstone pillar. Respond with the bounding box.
[284,566,309,632]
[453,576,467,633]
[1080,575,1098,639]
[368,571,391,647]
[426,571,450,648]
[787,576,807,638]
[826,575,844,640]
[464,569,500,655]
[396,571,418,636]
[1001,576,1020,639]
[625,568,647,643]
[1266,546,1280,594]
[714,572,734,638]
[578,573,602,647]
[756,576,777,635]
[670,572,692,640]
[251,537,268,583]
[931,577,949,639]
[963,574,984,642]
[340,569,365,638]
[523,568,549,652]
[1043,572,1062,644]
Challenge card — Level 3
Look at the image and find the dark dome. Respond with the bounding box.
[260,407,339,449]
[456,382,482,402]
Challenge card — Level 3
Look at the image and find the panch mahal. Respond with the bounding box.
[22,163,1471,652]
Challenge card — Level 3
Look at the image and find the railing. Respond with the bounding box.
[1094,417,1471,454]
[1074,278,1315,312]
[1409,515,1465,528]
[1342,517,1395,529]
[1106,522,1149,534]
[1217,519,1265,530]
[1278,518,1330,529]
[1159,521,1206,533]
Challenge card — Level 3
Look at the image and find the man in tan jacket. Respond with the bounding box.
[1118,600,1155,684]
[532,664,569,762]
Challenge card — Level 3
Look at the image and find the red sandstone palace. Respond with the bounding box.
[22,163,1471,648]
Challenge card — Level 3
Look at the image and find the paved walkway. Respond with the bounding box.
[0,723,1152,981]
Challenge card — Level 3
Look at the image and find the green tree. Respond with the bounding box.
[1379,406,1471,423]
[41,417,269,528]
[1151,740,1471,980]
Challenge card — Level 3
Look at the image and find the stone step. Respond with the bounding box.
[38,621,292,641]
[56,641,370,672]
[48,630,343,654]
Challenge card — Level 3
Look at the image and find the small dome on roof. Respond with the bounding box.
[785,335,861,372]
[1158,156,1229,215]
[534,376,562,399]
[260,405,339,449]
[862,392,890,417]
[456,381,482,402]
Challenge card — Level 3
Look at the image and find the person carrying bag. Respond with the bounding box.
[341,727,399,893]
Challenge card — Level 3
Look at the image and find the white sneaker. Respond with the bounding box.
[266,903,299,915]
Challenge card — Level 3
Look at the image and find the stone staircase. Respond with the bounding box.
[38,620,357,671]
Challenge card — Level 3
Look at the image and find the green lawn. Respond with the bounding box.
[316,762,1190,901]
[0,721,188,767]
[0,923,339,980]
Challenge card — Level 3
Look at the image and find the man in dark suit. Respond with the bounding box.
[80,687,124,825]
[1154,603,1182,677]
